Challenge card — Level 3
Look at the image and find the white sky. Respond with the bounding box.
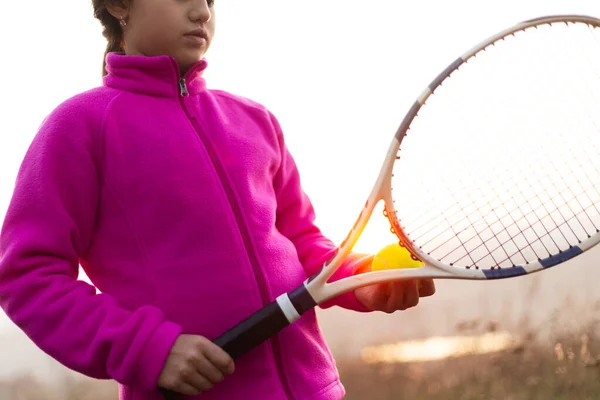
[0,0,598,332]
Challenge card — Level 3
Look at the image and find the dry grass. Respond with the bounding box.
[0,374,117,400]
[339,325,600,400]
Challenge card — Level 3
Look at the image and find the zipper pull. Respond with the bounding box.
[179,78,189,97]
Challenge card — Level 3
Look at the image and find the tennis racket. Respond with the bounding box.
[161,14,600,399]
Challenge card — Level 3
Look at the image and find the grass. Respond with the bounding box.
[339,326,600,400]
[0,374,118,400]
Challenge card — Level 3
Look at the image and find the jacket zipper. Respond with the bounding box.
[178,78,269,302]
[178,78,295,399]
[179,78,189,96]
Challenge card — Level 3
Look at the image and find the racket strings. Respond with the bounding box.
[440,206,479,267]
[402,162,527,243]
[417,160,600,269]
[391,21,600,269]
[572,25,600,105]
[451,123,600,268]
[458,174,541,267]
[461,192,591,268]
[553,145,600,230]
[404,137,600,268]
[407,155,558,259]
[450,184,521,268]
[547,28,600,231]
[521,164,579,251]
[535,165,591,243]
[477,22,600,265]
[462,21,600,267]
[433,170,581,267]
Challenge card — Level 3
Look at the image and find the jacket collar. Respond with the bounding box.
[103,53,208,97]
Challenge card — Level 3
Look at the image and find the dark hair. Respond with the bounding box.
[92,0,125,77]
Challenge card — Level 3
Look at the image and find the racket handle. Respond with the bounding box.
[160,388,180,400]
[158,282,316,399]
[158,302,294,400]
[214,281,317,359]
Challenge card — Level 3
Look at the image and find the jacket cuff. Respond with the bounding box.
[132,321,183,391]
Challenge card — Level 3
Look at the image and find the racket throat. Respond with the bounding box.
[276,282,317,323]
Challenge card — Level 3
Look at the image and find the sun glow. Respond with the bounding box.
[361,332,516,363]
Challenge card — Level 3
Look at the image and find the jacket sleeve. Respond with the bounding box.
[269,113,370,312]
[0,100,182,391]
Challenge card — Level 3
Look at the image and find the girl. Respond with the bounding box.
[0,0,435,399]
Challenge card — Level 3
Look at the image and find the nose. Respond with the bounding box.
[189,0,212,23]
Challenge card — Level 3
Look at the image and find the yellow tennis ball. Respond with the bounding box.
[371,243,424,271]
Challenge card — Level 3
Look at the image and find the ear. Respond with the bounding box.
[105,0,131,21]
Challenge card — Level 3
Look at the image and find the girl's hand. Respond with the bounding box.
[158,334,235,396]
[354,279,436,313]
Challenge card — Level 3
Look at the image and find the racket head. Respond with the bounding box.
[383,15,600,279]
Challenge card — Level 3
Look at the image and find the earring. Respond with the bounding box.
[119,16,127,27]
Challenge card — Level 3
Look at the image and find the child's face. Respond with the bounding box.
[122,0,216,74]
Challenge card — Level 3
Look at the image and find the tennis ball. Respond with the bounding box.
[371,243,424,271]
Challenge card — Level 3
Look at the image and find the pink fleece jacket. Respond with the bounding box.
[0,53,368,400]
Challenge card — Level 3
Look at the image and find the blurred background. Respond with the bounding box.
[1,0,600,398]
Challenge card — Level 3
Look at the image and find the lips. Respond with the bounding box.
[184,29,208,41]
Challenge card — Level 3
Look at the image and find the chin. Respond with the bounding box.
[177,55,203,71]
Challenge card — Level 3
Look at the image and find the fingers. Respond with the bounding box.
[182,338,233,393]
[158,334,235,397]
[160,360,211,396]
[385,282,403,313]
[383,280,419,313]
[170,382,202,396]
[181,364,215,393]
[398,280,419,310]
[418,279,436,297]
[354,278,436,314]
[402,280,420,309]
[202,337,235,375]
[194,356,224,385]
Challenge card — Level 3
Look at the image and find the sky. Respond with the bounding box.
[0,0,599,379]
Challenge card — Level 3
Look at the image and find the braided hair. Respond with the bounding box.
[92,0,126,76]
